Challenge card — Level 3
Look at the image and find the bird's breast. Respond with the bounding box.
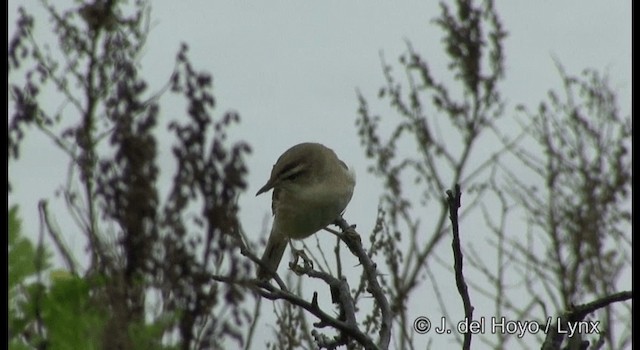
[273,177,354,239]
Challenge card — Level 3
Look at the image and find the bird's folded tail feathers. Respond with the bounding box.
[257,231,287,280]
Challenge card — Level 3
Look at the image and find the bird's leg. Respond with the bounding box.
[289,247,314,275]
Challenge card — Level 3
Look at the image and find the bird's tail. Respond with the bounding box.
[257,229,287,280]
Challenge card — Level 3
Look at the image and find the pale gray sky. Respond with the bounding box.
[8,1,631,349]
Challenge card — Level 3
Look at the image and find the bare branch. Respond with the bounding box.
[38,200,78,275]
[446,184,473,349]
[541,291,632,350]
[332,218,393,350]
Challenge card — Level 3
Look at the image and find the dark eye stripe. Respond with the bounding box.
[278,162,306,182]
[278,161,301,177]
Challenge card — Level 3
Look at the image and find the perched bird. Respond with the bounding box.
[256,143,355,280]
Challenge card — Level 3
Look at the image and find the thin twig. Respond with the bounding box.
[38,200,78,275]
[243,293,261,350]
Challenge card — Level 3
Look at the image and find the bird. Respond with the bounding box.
[256,142,355,280]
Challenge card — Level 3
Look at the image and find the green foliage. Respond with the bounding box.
[8,206,44,290]
[8,207,178,350]
[8,206,174,350]
[42,275,106,350]
[9,205,50,348]
[129,313,180,350]
[10,272,108,350]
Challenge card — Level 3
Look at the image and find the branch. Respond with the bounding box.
[447,184,473,350]
[256,280,379,350]
[230,218,390,349]
[38,200,78,275]
[229,230,371,348]
[288,249,359,331]
[243,295,261,350]
[541,291,632,350]
[332,218,393,350]
[213,263,370,349]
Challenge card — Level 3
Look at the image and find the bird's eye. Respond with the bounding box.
[284,172,299,181]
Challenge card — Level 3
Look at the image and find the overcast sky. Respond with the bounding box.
[8,1,631,349]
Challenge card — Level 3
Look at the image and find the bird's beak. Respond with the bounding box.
[256,180,274,196]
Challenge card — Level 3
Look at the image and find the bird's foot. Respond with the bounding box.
[289,248,314,275]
